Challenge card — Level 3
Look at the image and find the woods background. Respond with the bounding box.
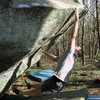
[37,0,100,70]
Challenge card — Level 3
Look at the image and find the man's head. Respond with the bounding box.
[75,46,83,57]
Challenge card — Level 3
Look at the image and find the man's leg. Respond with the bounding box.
[19,86,41,96]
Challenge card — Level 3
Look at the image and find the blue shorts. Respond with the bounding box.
[41,75,66,95]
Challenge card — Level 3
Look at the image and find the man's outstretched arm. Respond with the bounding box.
[41,50,59,62]
[71,8,79,47]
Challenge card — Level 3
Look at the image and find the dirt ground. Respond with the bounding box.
[6,68,100,97]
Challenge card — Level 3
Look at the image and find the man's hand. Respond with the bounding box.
[75,8,79,21]
[40,48,44,53]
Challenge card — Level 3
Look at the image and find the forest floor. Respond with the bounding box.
[7,57,100,100]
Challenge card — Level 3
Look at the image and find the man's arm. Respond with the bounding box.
[71,9,79,47]
[42,51,59,62]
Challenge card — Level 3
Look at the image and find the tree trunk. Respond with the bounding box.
[81,0,85,66]
[81,17,85,66]
[96,0,100,58]
[96,0,100,47]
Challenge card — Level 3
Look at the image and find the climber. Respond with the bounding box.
[12,8,83,96]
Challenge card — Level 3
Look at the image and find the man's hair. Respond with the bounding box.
[77,48,83,57]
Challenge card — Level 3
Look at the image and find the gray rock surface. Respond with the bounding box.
[0,0,84,93]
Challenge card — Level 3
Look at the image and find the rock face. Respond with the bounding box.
[0,0,84,93]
